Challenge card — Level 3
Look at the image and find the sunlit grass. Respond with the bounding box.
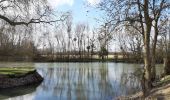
[0,67,35,77]
[160,75,170,83]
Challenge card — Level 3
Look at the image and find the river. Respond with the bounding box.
[0,62,163,100]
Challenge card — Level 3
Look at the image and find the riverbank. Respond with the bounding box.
[0,55,165,64]
[117,75,170,100]
[0,67,43,88]
[0,55,145,63]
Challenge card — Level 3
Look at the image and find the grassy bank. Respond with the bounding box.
[0,67,35,78]
[0,67,43,89]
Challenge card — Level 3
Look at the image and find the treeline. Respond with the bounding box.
[0,24,35,61]
[0,13,168,62]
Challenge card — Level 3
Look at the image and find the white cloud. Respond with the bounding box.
[48,0,74,8]
[87,0,101,6]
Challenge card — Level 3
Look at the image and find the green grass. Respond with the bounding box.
[0,67,35,77]
[160,75,170,83]
[155,75,170,86]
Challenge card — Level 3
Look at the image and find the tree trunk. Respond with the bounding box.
[143,34,152,96]
[142,0,152,96]
[164,44,170,75]
[67,38,70,61]
[151,55,156,80]
[164,22,170,75]
[163,57,170,75]
[151,22,158,81]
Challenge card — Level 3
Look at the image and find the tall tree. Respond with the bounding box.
[65,13,73,60]
[75,23,86,59]
[98,0,170,96]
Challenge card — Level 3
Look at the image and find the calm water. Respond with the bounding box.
[0,62,163,100]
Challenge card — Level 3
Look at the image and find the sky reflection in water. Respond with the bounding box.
[0,63,161,100]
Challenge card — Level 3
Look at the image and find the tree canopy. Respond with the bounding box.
[0,0,67,26]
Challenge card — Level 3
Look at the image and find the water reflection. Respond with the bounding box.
[0,84,40,100]
[0,63,162,100]
[34,63,141,100]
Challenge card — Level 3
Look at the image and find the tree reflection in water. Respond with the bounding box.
[3,63,143,100]
[35,63,141,100]
[120,68,142,95]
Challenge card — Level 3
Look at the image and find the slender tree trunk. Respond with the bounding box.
[67,38,70,60]
[151,22,158,81]
[164,35,170,75]
[91,47,93,61]
[151,52,156,80]
[164,56,170,75]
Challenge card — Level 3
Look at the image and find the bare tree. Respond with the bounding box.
[75,23,86,59]
[97,23,112,61]
[65,13,73,60]
[160,19,170,75]
[0,0,68,26]
[98,0,170,95]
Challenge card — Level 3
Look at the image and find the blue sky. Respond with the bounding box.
[48,0,103,28]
